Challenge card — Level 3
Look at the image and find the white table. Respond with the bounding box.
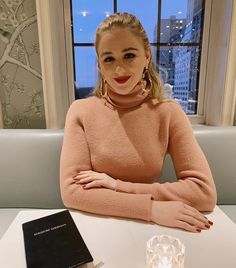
[0,206,235,268]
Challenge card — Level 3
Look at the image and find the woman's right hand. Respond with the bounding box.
[151,201,213,233]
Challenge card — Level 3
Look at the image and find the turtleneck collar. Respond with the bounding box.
[104,82,150,109]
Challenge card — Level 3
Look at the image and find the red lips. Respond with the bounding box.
[114,76,131,84]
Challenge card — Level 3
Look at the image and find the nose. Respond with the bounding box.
[114,64,126,76]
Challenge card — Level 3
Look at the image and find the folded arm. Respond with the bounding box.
[81,103,217,212]
[60,101,152,221]
[61,101,215,232]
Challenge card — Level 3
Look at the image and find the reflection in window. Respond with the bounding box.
[70,0,205,114]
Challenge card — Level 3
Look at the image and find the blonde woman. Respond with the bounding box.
[60,13,216,233]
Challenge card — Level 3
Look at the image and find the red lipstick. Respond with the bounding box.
[114,76,131,84]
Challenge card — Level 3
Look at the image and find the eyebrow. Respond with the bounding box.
[100,47,139,57]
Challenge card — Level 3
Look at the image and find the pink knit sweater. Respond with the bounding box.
[60,95,217,222]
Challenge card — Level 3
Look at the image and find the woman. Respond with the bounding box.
[60,13,217,233]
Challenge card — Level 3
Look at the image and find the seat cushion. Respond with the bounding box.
[0,130,64,208]
[219,205,236,224]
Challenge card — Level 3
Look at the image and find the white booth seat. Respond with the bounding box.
[0,126,236,238]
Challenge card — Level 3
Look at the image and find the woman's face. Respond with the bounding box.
[97,28,150,94]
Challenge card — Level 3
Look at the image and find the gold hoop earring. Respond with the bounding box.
[140,79,148,94]
[141,67,152,94]
[100,78,108,98]
[143,66,153,90]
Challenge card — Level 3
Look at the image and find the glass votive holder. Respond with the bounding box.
[146,235,185,268]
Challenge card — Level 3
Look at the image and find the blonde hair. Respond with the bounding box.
[93,12,164,101]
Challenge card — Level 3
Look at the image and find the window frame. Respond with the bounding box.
[35,0,236,128]
[0,102,3,128]
[203,0,236,126]
[71,0,206,119]
[35,0,74,129]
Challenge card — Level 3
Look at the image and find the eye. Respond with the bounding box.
[124,53,136,59]
[104,56,114,63]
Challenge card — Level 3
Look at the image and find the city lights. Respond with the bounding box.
[81,11,88,17]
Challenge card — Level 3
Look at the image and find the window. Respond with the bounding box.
[71,0,205,115]
[35,0,236,127]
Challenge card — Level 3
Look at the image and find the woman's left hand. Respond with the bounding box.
[73,170,117,190]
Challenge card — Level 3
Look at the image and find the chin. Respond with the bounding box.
[115,84,135,94]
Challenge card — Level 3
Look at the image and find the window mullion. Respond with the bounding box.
[156,0,162,73]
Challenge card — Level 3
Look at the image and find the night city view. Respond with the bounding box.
[71,0,204,114]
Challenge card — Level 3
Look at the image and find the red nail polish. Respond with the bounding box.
[208,221,213,225]
[205,224,210,229]
[196,228,201,233]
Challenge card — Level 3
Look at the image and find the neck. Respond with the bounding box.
[104,82,150,109]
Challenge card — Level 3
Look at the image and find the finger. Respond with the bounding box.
[77,170,95,176]
[73,174,90,180]
[186,207,213,228]
[74,174,93,180]
[75,178,94,185]
[179,215,210,230]
[84,181,102,189]
[176,220,202,233]
[202,215,214,225]
[73,171,89,177]
[184,209,210,225]
[184,205,210,223]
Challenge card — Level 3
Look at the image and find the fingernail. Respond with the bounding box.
[208,221,213,225]
[205,224,210,229]
[196,228,201,233]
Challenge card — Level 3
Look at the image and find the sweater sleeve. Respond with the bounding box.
[60,101,152,221]
[115,102,217,212]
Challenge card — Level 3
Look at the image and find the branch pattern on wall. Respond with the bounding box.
[0,0,45,128]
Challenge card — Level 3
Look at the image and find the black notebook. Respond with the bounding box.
[22,210,93,268]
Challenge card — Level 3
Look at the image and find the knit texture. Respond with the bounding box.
[60,96,217,222]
